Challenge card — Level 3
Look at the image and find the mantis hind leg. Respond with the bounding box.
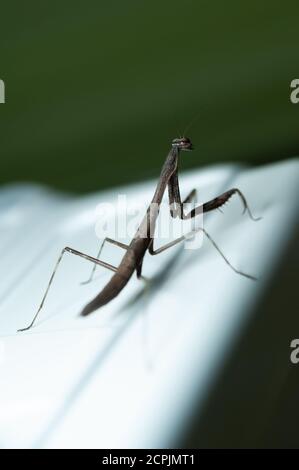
[18,247,118,332]
[81,237,129,285]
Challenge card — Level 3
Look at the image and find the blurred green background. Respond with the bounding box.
[0,0,298,192]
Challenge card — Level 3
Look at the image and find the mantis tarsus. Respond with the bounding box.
[18,136,260,332]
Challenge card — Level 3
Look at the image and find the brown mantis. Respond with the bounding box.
[18,136,259,332]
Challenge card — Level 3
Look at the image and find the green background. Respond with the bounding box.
[0,0,298,192]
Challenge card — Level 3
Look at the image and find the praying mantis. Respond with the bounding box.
[18,136,259,332]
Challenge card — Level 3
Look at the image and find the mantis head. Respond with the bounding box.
[172,137,193,151]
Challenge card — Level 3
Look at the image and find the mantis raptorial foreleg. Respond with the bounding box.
[168,168,260,221]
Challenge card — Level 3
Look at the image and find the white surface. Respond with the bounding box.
[0,159,298,448]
